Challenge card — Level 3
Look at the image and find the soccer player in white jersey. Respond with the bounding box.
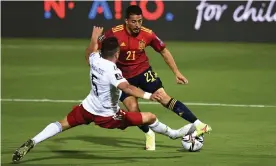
[12,26,197,163]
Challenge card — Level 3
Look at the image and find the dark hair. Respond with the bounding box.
[125,5,142,18]
[101,37,119,58]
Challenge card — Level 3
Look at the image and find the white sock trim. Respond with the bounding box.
[54,121,63,132]
[32,122,62,145]
[149,119,159,128]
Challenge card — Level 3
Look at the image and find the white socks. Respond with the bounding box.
[149,119,178,138]
[32,122,62,145]
[149,120,197,139]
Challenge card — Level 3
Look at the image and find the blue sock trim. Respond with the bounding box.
[166,98,197,123]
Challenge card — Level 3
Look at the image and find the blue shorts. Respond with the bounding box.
[120,67,163,102]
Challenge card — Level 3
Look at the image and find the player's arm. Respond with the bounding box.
[88,26,103,52]
[160,48,188,84]
[85,29,114,65]
[159,48,181,76]
[150,33,188,84]
[117,82,153,100]
[85,26,104,65]
[110,71,160,101]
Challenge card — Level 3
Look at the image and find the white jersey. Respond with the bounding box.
[82,52,127,117]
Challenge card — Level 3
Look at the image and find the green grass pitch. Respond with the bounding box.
[1,38,276,165]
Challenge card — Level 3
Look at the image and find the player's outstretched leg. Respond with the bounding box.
[12,118,71,163]
[148,117,195,140]
[126,111,193,142]
[165,98,212,136]
[122,96,155,151]
[154,88,212,136]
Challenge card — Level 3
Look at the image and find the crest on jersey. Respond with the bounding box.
[139,40,146,50]
[115,73,123,80]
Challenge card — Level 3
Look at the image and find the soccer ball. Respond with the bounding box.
[181,134,204,152]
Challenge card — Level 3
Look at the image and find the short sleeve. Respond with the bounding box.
[150,32,166,52]
[108,67,127,87]
[88,52,100,66]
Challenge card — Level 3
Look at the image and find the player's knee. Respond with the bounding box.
[155,88,171,105]
[58,117,72,131]
[141,112,156,124]
[148,113,157,124]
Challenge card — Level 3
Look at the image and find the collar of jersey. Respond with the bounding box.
[101,56,116,65]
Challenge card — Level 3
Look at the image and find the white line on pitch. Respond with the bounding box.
[2,44,85,50]
[1,98,275,108]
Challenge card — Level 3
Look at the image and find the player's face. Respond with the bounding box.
[125,15,143,34]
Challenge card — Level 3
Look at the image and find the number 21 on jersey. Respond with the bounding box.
[126,51,135,60]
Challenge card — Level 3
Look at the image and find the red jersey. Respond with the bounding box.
[98,24,166,79]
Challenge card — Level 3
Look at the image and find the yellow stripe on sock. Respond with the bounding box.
[169,99,177,110]
[169,99,175,110]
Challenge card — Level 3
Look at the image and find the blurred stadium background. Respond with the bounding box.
[1,1,276,166]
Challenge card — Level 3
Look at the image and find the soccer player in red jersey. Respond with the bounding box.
[86,5,212,150]
[12,27,196,163]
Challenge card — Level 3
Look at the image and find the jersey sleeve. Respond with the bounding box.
[150,32,166,52]
[108,67,127,87]
[88,52,100,66]
[97,29,114,49]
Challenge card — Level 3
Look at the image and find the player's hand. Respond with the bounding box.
[92,26,104,39]
[175,71,188,85]
[150,91,163,102]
